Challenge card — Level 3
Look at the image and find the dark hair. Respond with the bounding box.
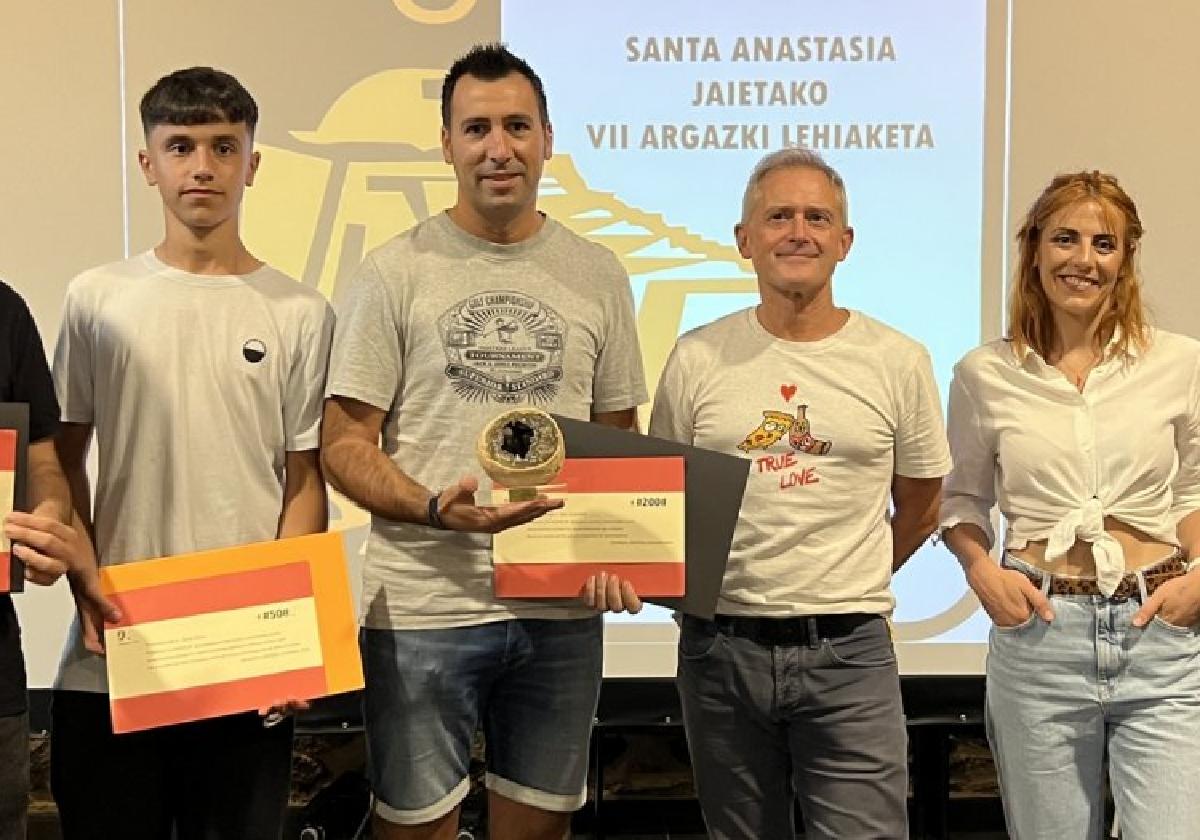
[441,43,548,128]
[139,66,258,136]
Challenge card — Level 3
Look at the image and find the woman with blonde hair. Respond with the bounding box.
[941,171,1200,838]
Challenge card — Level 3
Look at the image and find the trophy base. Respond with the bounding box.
[492,482,567,504]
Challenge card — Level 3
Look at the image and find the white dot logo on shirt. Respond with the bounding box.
[242,339,267,364]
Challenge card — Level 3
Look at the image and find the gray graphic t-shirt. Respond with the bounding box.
[327,212,647,629]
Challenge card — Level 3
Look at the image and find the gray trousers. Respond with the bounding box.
[0,711,28,840]
[677,614,908,840]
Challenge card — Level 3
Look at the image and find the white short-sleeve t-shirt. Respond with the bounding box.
[650,308,951,616]
[52,252,334,692]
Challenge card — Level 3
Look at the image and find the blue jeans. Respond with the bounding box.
[987,557,1200,839]
[361,617,603,825]
[677,614,908,840]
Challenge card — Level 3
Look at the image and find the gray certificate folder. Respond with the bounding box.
[552,415,749,619]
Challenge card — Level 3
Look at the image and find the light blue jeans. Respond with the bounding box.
[986,556,1200,839]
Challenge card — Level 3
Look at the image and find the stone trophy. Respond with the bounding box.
[476,408,565,502]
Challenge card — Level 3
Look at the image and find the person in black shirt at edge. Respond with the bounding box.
[0,280,115,840]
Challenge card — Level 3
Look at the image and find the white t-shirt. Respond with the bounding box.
[650,308,951,616]
[52,251,335,692]
[940,330,1200,595]
[326,212,647,629]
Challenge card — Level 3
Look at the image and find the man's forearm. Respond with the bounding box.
[27,440,71,524]
[50,423,103,576]
[889,476,942,572]
[55,441,95,534]
[890,510,939,572]
[277,451,329,538]
[63,466,95,539]
[592,407,639,431]
[61,469,102,574]
[322,437,432,525]
[277,492,326,537]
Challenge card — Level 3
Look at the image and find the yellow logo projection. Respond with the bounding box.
[242,69,976,641]
[243,69,754,401]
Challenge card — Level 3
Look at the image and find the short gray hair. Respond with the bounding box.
[740,147,849,225]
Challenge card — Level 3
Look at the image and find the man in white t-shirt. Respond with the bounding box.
[650,148,951,840]
[49,67,334,839]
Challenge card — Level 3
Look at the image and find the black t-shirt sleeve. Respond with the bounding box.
[2,282,60,443]
[0,282,49,713]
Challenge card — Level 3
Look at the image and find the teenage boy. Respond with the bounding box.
[49,67,334,840]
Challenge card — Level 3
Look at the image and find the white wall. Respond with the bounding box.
[1009,0,1200,338]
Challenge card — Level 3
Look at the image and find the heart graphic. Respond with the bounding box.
[780,384,797,402]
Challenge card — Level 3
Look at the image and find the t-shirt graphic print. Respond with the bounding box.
[737,384,834,456]
[438,290,568,404]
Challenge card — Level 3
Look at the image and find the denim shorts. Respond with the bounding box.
[361,616,603,825]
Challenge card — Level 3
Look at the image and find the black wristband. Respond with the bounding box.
[427,493,447,530]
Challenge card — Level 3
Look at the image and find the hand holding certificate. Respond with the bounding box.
[0,403,29,593]
[101,532,363,734]
[549,415,750,619]
[481,411,750,616]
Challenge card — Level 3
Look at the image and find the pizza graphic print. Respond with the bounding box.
[737,384,833,455]
[438,291,568,404]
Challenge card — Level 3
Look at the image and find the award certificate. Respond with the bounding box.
[102,532,362,733]
[492,456,685,597]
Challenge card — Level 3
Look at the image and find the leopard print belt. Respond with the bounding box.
[1005,552,1188,600]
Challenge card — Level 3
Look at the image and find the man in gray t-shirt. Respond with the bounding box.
[321,44,647,840]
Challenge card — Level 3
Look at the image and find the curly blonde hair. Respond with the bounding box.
[1008,171,1149,360]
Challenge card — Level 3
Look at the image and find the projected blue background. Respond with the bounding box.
[504,0,992,644]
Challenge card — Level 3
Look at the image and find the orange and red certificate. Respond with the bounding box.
[0,429,16,593]
[492,456,685,598]
[102,532,363,734]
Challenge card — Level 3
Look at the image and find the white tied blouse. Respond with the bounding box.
[940,330,1200,596]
